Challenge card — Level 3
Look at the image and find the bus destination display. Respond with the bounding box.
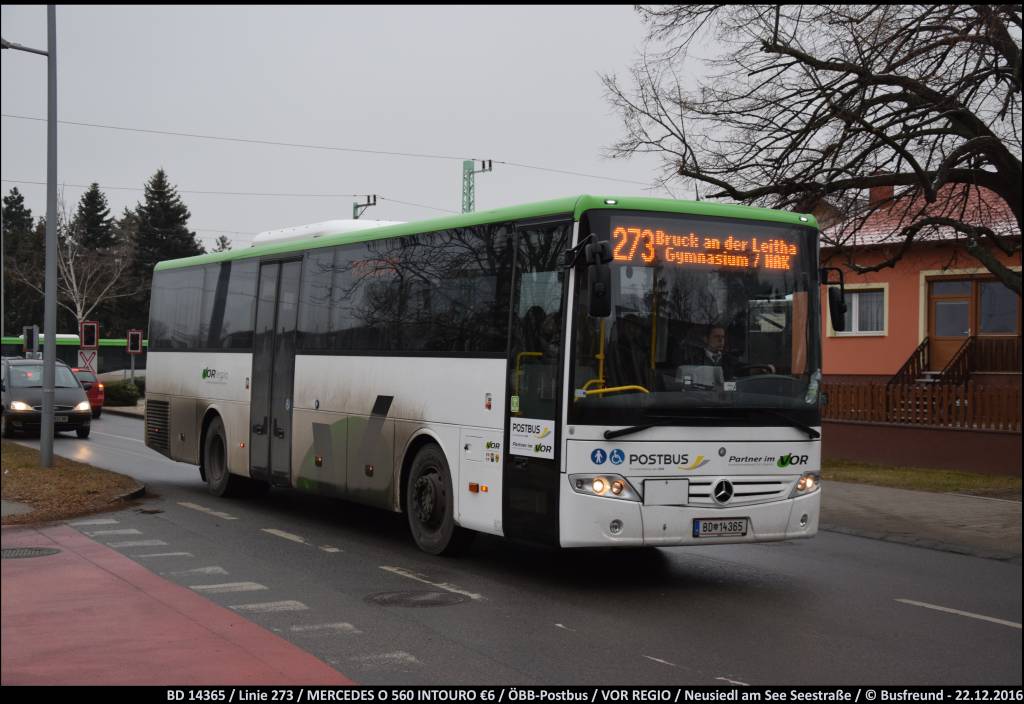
[610,223,799,271]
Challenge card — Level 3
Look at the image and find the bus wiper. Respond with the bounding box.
[747,409,820,439]
[603,424,655,440]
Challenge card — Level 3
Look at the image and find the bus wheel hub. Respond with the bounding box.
[414,474,442,524]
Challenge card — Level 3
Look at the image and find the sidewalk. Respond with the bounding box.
[821,482,1022,561]
[1,523,353,685]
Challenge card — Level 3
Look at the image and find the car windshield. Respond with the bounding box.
[569,210,822,427]
[8,365,81,389]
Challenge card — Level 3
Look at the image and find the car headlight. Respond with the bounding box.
[9,401,33,412]
[790,472,821,497]
[568,474,641,502]
[74,400,91,412]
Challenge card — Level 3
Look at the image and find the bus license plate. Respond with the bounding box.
[56,415,68,423]
[693,518,748,538]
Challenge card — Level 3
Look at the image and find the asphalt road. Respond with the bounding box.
[17,414,1023,685]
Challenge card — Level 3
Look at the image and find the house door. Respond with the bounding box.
[927,277,1021,372]
[928,280,972,370]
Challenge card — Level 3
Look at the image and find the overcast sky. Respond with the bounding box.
[1,5,680,250]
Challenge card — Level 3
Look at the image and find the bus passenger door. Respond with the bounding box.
[249,260,302,487]
[503,220,571,545]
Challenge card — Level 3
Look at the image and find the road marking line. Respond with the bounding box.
[290,623,362,634]
[91,430,145,444]
[350,651,420,667]
[69,518,120,526]
[716,677,749,686]
[171,566,228,576]
[554,623,576,632]
[178,502,238,520]
[262,529,308,545]
[190,582,268,594]
[379,565,484,601]
[108,539,167,548]
[134,552,193,558]
[643,655,678,668]
[319,545,343,553]
[85,528,142,536]
[896,599,1022,629]
[230,600,308,613]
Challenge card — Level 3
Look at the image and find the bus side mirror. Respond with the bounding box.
[828,287,847,332]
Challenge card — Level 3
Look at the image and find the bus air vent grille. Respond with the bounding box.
[145,399,170,454]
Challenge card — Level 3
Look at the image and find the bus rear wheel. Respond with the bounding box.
[406,444,473,556]
[203,416,243,498]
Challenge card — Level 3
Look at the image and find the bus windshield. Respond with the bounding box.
[569,210,821,427]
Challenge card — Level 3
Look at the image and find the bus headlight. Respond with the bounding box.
[568,474,640,502]
[9,401,33,412]
[790,472,821,497]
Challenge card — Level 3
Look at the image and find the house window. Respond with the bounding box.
[842,289,885,334]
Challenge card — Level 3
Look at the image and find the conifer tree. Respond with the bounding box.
[2,188,43,334]
[71,183,116,251]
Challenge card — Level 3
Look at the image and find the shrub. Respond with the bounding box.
[133,376,145,396]
[104,381,141,406]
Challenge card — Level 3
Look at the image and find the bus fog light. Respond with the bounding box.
[609,519,623,534]
[800,514,808,527]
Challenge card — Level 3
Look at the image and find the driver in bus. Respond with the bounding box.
[675,324,741,382]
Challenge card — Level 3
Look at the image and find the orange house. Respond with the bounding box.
[819,185,1021,387]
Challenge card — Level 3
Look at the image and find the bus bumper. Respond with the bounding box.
[559,486,820,548]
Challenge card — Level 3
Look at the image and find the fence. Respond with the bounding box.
[823,381,1020,432]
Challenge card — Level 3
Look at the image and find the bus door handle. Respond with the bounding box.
[252,417,267,435]
[273,419,286,439]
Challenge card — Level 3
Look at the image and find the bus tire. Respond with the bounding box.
[406,444,474,556]
[203,416,242,498]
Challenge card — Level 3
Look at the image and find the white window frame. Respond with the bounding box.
[827,282,888,337]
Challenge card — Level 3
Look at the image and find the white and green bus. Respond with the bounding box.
[145,196,843,554]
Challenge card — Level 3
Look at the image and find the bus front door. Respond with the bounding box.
[503,220,571,545]
[250,260,302,487]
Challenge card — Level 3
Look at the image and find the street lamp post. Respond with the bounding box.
[2,5,59,467]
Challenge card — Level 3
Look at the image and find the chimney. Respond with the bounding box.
[869,183,894,209]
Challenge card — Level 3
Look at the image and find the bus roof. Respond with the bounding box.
[155,195,819,272]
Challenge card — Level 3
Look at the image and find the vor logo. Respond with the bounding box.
[777,453,809,468]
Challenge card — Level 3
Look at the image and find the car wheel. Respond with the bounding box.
[76,425,91,439]
[406,444,474,556]
[203,416,242,497]
[92,408,102,419]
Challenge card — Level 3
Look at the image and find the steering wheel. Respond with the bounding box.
[739,363,776,375]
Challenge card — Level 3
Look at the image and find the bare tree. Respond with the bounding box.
[8,195,140,329]
[603,5,1021,293]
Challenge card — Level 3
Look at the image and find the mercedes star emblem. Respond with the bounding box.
[713,479,734,504]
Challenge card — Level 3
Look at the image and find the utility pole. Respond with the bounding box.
[2,6,58,467]
[461,159,493,213]
[352,194,377,220]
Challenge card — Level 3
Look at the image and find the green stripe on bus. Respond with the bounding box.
[154,195,817,272]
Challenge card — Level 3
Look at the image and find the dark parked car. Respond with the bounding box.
[1,358,92,438]
[72,367,105,418]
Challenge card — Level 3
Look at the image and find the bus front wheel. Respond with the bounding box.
[406,444,473,556]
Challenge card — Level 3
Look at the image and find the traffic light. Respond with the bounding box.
[23,325,38,355]
[127,329,143,355]
[81,321,99,349]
